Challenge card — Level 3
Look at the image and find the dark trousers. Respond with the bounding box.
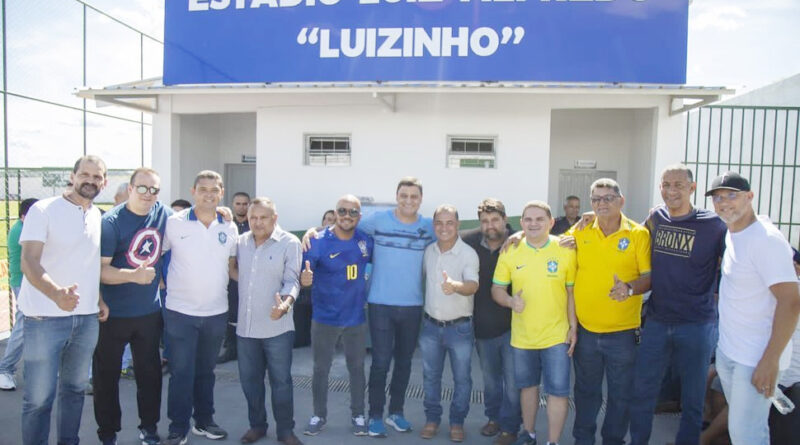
[367,303,422,419]
[93,311,163,441]
[769,382,800,445]
[164,309,227,436]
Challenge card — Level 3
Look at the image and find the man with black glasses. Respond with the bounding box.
[93,167,170,445]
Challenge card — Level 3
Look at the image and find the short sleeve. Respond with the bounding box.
[754,233,798,287]
[19,202,48,244]
[358,212,378,236]
[162,219,173,253]
[100,217,119,259]
[634,228,652,275]
[462,247,480,283]
[303,236,320,269]
[228,225,238,257]
[492,251,512,285]
[564,247,577,286]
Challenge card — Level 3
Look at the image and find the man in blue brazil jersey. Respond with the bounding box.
[300,195,373,437]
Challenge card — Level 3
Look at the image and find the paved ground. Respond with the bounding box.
[0,341,680,445]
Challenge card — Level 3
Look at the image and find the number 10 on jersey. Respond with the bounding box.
[346,264,358,280]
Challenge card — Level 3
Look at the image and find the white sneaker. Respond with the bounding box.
[0,373,16,390]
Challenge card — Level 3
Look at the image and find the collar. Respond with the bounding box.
[188,207,224,223]
[436,237,464,255]
[590,212,634,236]
[525,236,551,251]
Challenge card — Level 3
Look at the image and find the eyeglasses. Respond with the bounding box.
[711,191,741,203]
[590,195,619,204]
[336,207,360,217]
[661,182,691,191]
[134,185,160,195]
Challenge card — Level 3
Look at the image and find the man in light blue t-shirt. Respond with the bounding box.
[303,177,434,437]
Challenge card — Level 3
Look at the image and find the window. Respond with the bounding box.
[305,135,351,166]
[447,136,496,169]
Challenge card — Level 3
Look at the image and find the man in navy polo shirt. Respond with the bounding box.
[301,195,373,437]
[94,167,170,445]
[628,164,727,445]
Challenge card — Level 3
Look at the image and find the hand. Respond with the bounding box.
[301,227,319,252]
[441,271,458,295]
[300,260,314,287]
[216,206,233,222]
[566,326,577,357]
[558,236,577,249]
[751,357,779,398]
[52,284,80,312]
[98,299,109,322]
[609,274,630,301]
[510,289,525,313]
[577,212,595,230]
[134,263,157,285]
[501,231,524,253]
[270,292,289,320]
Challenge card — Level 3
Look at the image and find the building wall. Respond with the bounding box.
[152,91,681,231]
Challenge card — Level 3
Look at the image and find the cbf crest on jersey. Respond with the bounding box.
[126,228,161,268]
[547,259,559,274]
[358,240,368,258]
[218,232,228,245]
[617,237,630,252]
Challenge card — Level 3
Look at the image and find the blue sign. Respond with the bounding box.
[164,0,688,85]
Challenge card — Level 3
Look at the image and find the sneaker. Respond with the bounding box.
[120,366,136,380]
[192,422,228,440]
[352,415,368,436]
[493,432,518,445]
[0,372,16,391]
[303,416,326,436]
[512,430,536,445]
[368,417,387,438]
[101,435,117,445]
[139,426,160,445]
[385,414,411,432]
[161,432,188,445]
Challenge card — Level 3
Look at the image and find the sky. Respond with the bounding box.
[5,0,800,170]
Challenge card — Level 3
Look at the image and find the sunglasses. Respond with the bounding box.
[134,185,160,195]
[336,207,360,217]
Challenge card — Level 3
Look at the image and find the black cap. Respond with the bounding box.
[704,171,751,197]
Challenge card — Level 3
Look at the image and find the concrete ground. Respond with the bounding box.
[0,341,680,445]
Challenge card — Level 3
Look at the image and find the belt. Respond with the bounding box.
[424,313,472,327]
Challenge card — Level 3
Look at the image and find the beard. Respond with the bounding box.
[76,182,100,200]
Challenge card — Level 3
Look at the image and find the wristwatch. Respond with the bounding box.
[625,282,634,297]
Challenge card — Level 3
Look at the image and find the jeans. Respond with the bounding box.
[716,348,773,445]
[0,288,24,374]
[238,331,296,440]
[93,311,163,441]
[163,309,227,436]
[367,303,422,419]
[419,317,473,425]
[572,325,636,445]
[311,321,366,418]
[22,314,99,445]
[629,319,715,445]
[475,331,521,434]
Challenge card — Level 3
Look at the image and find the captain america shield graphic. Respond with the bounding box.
[126,227,162,268]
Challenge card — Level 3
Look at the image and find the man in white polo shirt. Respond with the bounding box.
[162,170,239,445]
[708,171,800,445]
[18,155,109,445]
[418,205,479,443]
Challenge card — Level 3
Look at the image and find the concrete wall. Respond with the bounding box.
[151,91,682,231]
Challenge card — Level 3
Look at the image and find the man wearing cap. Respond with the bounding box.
[707,171,800,445]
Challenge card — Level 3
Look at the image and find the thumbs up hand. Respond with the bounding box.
[271,292,289,320]
[609,274,631,301]
[510,289,525,313]
[301,260,314,287]
[441,270,458,295]
[52,283,80,312]
[133,263,157,285]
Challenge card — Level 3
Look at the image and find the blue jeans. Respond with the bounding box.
[367,303,422,419]
[22,314,99,445]
[163,309,227,436]
[572,325,636,445]
[629,319,715,445]
[238,331,296,440]
[419,317,473,425]
[716,348,773,445]
[0,288,24,374]
[475,331,521,434]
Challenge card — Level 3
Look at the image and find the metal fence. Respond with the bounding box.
[684,105,800,246]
